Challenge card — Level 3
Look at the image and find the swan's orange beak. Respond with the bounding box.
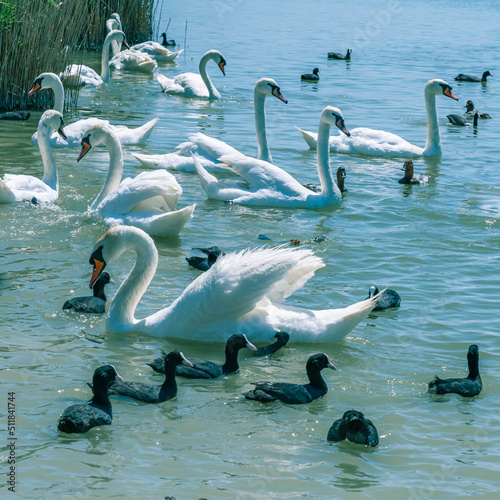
[90,259,105,288]
[28,80,41,95]
[78,135,91,162]
[444,87,458,101]
[218,61,226,76]
[272,86,288,104]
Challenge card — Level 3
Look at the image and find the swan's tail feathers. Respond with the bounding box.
[156,73,172,92]
[0,179,16,204]
[192,153,221,198]
[116,203,196,238]
[129,117,159,144]
[314,292,380,342]
[295,126,318,150]
[164,49,183,62]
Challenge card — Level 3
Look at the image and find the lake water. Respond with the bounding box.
[1,0,499,498]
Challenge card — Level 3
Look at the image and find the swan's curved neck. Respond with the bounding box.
[90,133,123,210]
[254,90,271,163]
[423,88,441,155]
[37,122,58,189]
[108,231,158,331]
[199,53,218,99]
[100,36,114,83]
[47,77,64,114]
[316,120,340,200]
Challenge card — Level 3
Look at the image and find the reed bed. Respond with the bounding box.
[0,0,156,112]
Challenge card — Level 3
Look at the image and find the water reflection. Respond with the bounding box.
[333,461,379,490]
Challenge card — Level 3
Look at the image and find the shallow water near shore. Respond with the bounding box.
[1,0,500,498]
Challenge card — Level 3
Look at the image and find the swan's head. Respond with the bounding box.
[205,50,226,76]
[40,109,67,140]
[110,13,122,26]
[28,72,60,95]
[77,124,114,162]
[89,225,152,288]
[106,29,130,49]
[255,78,288,103]
[106,18,119,33]
[321,106,350,136]
[425,79,458,101]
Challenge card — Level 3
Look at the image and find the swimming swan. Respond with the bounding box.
[156,49,226,99]
[60,30,128,88]
[77,124,195,237]
[133,78,287,171]
[296,79,459,157]
[193,106,350,208]
[88,224,380,342]
[28,73,158,147]
[0,110,65,204]
[129,41,183,63]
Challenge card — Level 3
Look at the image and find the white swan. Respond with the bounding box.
[106,14,122,57]
[28,73,158,147]
[129,41,183,63]
[156,49,226,100]
[88,224,380,342]
[109,48,157,73]
[133,78,288,171]
[193,106,350,208]
[77,123,195,237]
[105,13,181,63]
[60,30,128,88]
[296,79,459,157]
[0,110,65,204]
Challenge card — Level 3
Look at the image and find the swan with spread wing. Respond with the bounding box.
[88,225,380,342]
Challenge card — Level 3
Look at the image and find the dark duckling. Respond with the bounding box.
[447,112,478,127]
[110,351,193,403]
[301,68,320,82]
[186,246,224,271]
[327,409,379,447]
[243,353,336,404]
[62,271,113,314]
[160,32,176,46]
[454,70,492,83]
[367,285,401,311]
[337,166,347,193]
[253,331,290,356]
[148,334,257,379]
[58,365,122,433]
[398,159,428,185]
[328,48,352,60]
[464,100,491,119]
[0,111,30,120]
[428,344,482,397]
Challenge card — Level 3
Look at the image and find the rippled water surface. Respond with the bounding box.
[1,0,499,498]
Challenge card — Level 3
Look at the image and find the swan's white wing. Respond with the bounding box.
[60,64,101,87]
[0,178,17,203]
[31,118,158,147]
[1,174,57,203]
[156,72,209,98]
[96,170,183,216]
[109,50,157,73]
[148,246,324,333]
[298,127,424,157]
[219,153,307,195]
[104,204,195,238]
[130,42,183,62]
